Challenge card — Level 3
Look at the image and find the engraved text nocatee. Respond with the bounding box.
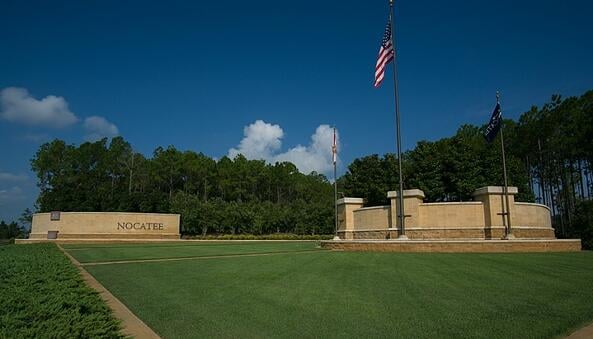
[117,222,164,231]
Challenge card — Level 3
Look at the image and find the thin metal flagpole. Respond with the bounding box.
[333,127,339,239]
[497,91,513,239]
[389,0,407,239]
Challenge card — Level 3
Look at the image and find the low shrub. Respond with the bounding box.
[0,244,123,337]
[0,238,13,245]
[182,233,333,240]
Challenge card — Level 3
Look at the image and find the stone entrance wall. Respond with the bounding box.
[30,212,180,240]
[337,186,555,240]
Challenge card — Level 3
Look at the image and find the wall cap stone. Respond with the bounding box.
[354,205,390,211]
[387,189,425,199]
[514,202,551,211]
[472,186,518,196]
[420,202,482,206]
[337,197,364,205]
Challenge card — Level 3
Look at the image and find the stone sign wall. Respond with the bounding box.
[30,212,180,240]
[337,186,555,240]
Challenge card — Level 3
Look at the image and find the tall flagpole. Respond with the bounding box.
[389,0,407,239]
[333,127,339,240]
[498,91,513,239]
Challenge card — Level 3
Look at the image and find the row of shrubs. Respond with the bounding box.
[182,233,334,240]
[0,239,13,245]
[0,244,123,337]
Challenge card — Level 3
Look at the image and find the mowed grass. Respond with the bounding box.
[63,241,319,263]
[68,242,593,339]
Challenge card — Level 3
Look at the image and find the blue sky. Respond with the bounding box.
[1,0,592,222]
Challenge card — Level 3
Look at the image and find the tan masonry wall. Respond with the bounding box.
[352,206,390,230]
[419,203,485,228]
[30,212,180,240]
[337,186,555,240]
[513,202,552,227]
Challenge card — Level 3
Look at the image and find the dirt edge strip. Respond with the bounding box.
[565,322,593,339]
[58,244,160,339]
[81,249,329,266]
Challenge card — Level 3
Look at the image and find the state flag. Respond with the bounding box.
[483,103,502,143]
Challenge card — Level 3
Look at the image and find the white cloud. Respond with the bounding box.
[0,172,28,182]
[228,120,284,160]
[275,125,337,174]
[228,120,339,175]
[83,116,119,141]
[0,186,26,205]
[0,87,78,128]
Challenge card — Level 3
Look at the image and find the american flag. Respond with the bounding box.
[373,21,394,88]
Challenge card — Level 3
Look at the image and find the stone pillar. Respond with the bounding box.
[387,189,425,236]
[472,186,518,239]
[336,198,364,240]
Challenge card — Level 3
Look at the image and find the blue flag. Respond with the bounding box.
[483,103,502,143]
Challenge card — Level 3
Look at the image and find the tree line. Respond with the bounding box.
[341,123,532,205]
[515,92,593,242]
[31,140,334,235]
[29,90,592,245]
[0,220,26,240]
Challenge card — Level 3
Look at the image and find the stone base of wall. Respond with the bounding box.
[338,227,555,240]
[321,239,582,253]
[29,233,180,240]
[511,228,555,239]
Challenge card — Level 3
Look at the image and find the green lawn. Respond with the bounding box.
[63,241,320,263]
[65,242,593,339]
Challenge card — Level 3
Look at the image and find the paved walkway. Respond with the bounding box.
[58,245,161,339]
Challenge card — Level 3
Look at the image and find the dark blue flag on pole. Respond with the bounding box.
[483,103,502,143]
